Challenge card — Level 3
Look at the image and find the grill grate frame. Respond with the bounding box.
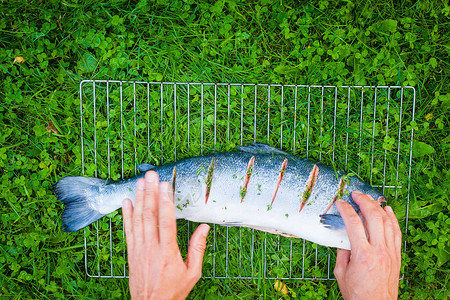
[79,81,415,280]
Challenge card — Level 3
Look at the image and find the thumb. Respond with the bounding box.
[186,224,210,280]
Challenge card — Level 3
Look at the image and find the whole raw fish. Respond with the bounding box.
[54,143,385,250]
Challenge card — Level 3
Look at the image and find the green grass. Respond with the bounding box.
[1,0,449,298]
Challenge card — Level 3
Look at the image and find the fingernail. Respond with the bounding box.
[202,225,210,237]
[353,190,363,195]
[137,179,145,190]
[336,199,344,206]
[122,198,131,208]
[145,171,155,183]
[385,206,393,213]
[159,181,169,194]
[161,183,172,198]
[164,183,171,193]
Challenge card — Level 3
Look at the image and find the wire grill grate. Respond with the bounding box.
[79,81,415,280]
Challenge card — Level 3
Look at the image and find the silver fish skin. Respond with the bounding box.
[54,143,385,250]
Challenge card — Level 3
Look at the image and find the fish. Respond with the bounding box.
[54,143,385,250]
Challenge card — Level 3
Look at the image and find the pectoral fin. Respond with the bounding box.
[320,214,345,231]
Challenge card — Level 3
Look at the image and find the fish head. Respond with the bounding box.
[343,177,387,222]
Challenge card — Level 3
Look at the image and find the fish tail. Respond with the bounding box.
[54,176,106,232]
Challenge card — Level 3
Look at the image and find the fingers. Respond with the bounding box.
[122,198,134,251]
[158,182,178,253]
[143,171,160,244]
[351,191,386,247]
[132,178,146,244]
[336,198,369,250]
[385,206,402,262]
[334,248,350,280]
[186,224,210,280]
[382,207,395,251]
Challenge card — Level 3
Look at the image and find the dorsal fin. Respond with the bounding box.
[137,163,155,173]
[236,143,289,155]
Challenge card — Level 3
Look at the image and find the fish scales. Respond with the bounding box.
[54,143,385,250]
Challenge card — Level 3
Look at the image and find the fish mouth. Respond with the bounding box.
[377,196,387,205]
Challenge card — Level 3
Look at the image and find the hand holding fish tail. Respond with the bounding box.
[334,190,401,300]
[123,171,210,300]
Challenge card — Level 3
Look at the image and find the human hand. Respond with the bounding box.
[122,171,210,300]
[334,191,402,300]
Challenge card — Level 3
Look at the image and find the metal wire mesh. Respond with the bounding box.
[79,81,415,280]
